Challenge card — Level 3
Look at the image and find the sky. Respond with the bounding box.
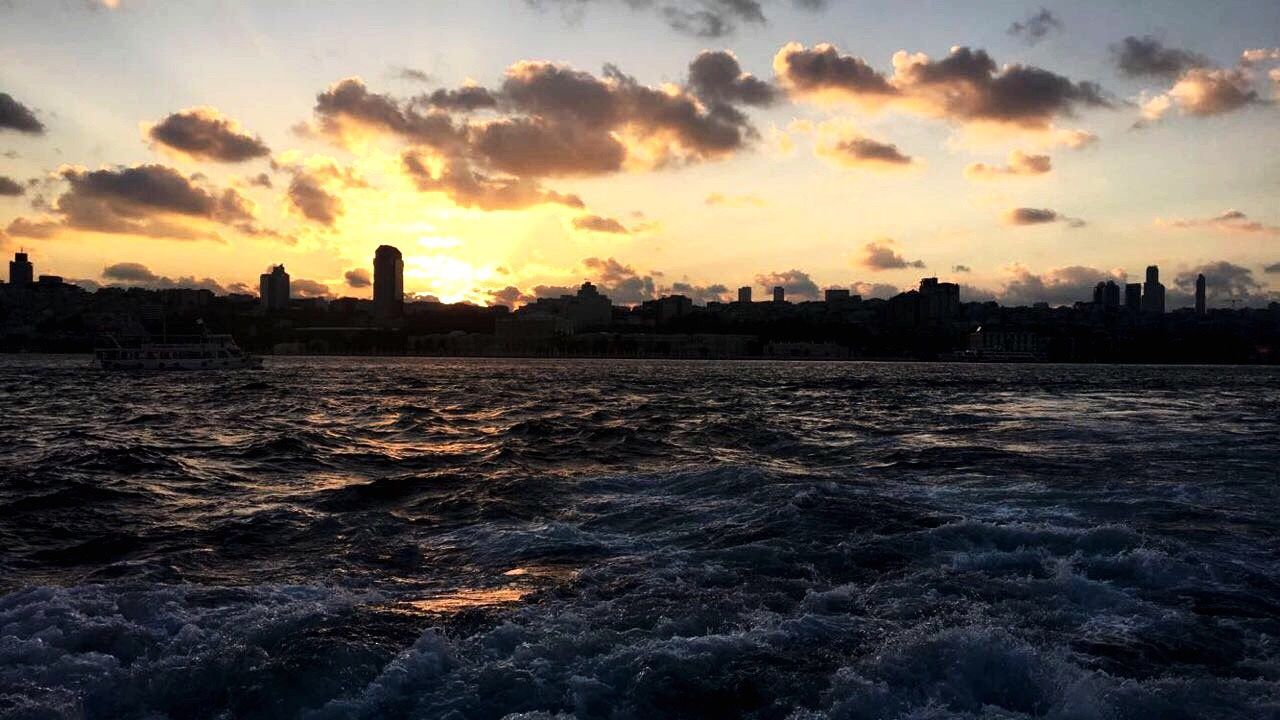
[1,0,1278,308]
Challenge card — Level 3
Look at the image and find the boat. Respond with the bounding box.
[94,332,262,370]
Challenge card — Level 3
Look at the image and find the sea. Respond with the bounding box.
[1,356,1278,720]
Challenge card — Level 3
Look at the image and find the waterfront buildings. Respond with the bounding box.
[373,245,404,320]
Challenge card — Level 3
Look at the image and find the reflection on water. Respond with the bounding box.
[0,357,1278,719]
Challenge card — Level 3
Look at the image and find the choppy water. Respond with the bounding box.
[1,357,1278,720]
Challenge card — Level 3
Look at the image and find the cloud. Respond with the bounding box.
[291,278,333,298]
[1264,262,1280,274]
[775,43,1111,131]
[1156,209,1280,237]
[964,150,1051,179]
[669,280,729,303]
[1003,207,1084,227]
[277,157,366,227]
[313,77,464,149]
[860,239,925,270]
[1008,8,1063,45]
[1142,67,1261,122]
[145,107,271,163]
[687,50,778,107]
[101,261,227,293]
[998,265,1123,306]
[582,256,658,303]
[486,285,532,307]
[1112,36,1209,78]
[705,191,766,208]
[0,176,24,196]
[573,214,631,234]
[525,0,826,38]
[402,153,584,211]
[753,269,820,300]
[1240,48,1280,67]
[952,264,971,273]
[818,134,916,169]
[0,93,45,134]
[850,281,899,299]
[344,268,371,288]
[6,164,269,241]
[417,86,499,112]
[1173,261,1266,307]
[391,66,433,84]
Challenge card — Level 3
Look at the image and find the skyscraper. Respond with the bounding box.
[772,286,784,303]
[259,265,290,312]
[737,286,751,303]
[8,251,33,286]
[1141,265,1165,314]
[1195,273,1206,315]
[1125,283,1142,312]
[1104,280,1121,308]
[374,245,404,320]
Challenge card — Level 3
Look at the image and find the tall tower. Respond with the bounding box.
[8,251,34,286]
[373,245,404,320]
[1141,265,1165,314]
[1124,283,1142,311]
[1195,274,1206,315]
[772,286,784,303]
[737,286,751,304]
[259,265,290,312]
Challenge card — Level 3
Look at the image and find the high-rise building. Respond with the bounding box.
[259,265,290,312]
[1092,281,1105,305]
[8,251,33,286]
[1104,280,1121,308]
[917,277,960,322]
[1124,283,1142,311]
[825,288,851,303]
[1195,273,1206,315]
[737,286,752,303]
[373,245,404,320]
[772,286,785,303]
[1141,265,1165,314]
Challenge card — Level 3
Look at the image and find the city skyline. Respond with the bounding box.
[1,1,1279,309]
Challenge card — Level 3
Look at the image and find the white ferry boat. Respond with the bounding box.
[94,333,262,370]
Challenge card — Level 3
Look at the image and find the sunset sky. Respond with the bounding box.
[1,0,1278,307]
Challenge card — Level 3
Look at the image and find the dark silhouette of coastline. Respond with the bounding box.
[3,250,1278,363]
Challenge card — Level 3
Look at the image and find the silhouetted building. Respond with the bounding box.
[825,288,851,303]
[1195,273,1206,315]
[8,252,33,286]
[513,281,612,333]
[773,286,785,303]
[1142,265,1165,314]
[1125,283,1142,311]
[373,245,404,320]
[259,265,290,312]
[1093,280,1120,308]
[737,286,752,303]
[918,277,960,322]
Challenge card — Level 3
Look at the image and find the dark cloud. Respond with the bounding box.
[392,66,433,84]
[1112,36,1209,78]
[1263,262,1280,274]
[669,280,729,303]
[0,176,24,196]
[851,281,900,299]
[287,173,343,226]
[487,285,532,307]
[860,240,925,270]
[291,278,333,298]
[403,153,584,211]
[1158,209,1280,237]
[773,42,897,99]
[344,268,371,288]
[0,93,45,134]
[582,256,658,303]
[1008,8,1063,45]
[687,50,778,107]
[314,77,464,149]
[470,116,628,176]
[6,164,266,241]
[573,214,631,234]
[952,264,972,273]
[754,269,820,300]
[964,150,1051,179]
[526,0,823,38]
[1004,207,1084,227]
[821,136,915,168]
[245,172,273,189]
[102,261,227,293]
[999,265,1123,306]
[146,107,270,163]
[778,43,1112,130]
[1173,261,1265,307]
[418,86,499,112]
